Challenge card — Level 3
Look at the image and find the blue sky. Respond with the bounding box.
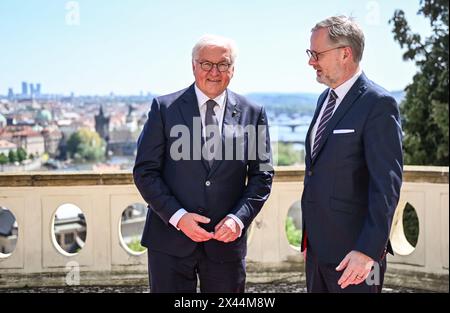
[0,0,432,96]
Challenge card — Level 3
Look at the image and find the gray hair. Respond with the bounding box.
[312,15,365,63]
[192,34,238,64]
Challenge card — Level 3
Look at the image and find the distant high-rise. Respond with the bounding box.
[21,82,28,96]
[36,83,41,96]
[29,83,35,97]
[7,88,14,100]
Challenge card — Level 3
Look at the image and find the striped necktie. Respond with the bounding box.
[311,90,337,159]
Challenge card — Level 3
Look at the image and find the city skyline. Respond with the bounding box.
[3,80,408,98]
[1,0,432,95]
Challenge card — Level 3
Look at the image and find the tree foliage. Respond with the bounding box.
[274,142,302,166]
[390,0,449,165]
[285,216,301,247]
[0,153,8,165]
[8,150,17,163]
[67,128,106,162]
[17,147,27,162]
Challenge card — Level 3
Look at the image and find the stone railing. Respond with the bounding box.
[0,166,448,291]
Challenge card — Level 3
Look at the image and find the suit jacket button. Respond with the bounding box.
[308,170,313,176]
[205,180,211,187]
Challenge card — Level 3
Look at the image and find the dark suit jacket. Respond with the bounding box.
[301,73,403,263]
[133,84,274,262]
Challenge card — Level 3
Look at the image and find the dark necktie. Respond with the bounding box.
[205,100,219,168]
[311,90,337,159]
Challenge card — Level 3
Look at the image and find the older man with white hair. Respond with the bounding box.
[134,34,273,293]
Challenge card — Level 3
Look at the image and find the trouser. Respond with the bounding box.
[305,243,387,293]
[147,243,246,293]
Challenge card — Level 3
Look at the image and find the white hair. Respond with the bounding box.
[192,34,238,64]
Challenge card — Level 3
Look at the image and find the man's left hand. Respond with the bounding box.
[336,250,374,289]
[213,217,240,243]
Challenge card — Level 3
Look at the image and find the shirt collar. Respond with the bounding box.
[194,84,227,109]
[331,68,363,100]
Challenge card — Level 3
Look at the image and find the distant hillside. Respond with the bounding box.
[246,93,318,116]
[246,90,406,115]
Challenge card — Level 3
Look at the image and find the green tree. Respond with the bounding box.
[285,216,301,247]
[390,0,449,165]
[16,147,27,162]
[0,153,8,165]
[8,150,18,163]
[274,142,302,166]
[67,128,106,162]
[403,203,420,247]
[127,237,146,253]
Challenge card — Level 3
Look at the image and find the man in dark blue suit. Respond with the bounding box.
[301,16,403,292]
[133,34,273,293]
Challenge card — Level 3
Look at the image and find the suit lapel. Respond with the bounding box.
[178,84,209,171]
[208,90,241,177]
[311,74,369,164]
[179,84,200,131]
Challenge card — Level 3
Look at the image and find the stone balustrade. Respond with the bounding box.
[0,166,448,291]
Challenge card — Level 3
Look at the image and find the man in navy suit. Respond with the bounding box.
[133,34,273,293]
[301,16,403,292]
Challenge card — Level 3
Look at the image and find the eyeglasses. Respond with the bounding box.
[196,60,232,72]
[306,46,347,61]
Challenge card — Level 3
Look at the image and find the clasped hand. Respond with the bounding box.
[177,213,240,243]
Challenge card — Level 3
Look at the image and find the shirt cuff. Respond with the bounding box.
[169,208,188,230]
[227,214,244,237]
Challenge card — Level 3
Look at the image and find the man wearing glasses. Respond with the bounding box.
[301,16,403,292]
[134,34,273,292]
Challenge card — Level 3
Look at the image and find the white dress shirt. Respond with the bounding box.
[169,84,244,236]
[310,68,363,151]
[195,84,226,137]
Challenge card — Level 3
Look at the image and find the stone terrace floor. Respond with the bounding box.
[0,282,433,293]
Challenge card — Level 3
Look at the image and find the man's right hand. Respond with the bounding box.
[177,213,214,242]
